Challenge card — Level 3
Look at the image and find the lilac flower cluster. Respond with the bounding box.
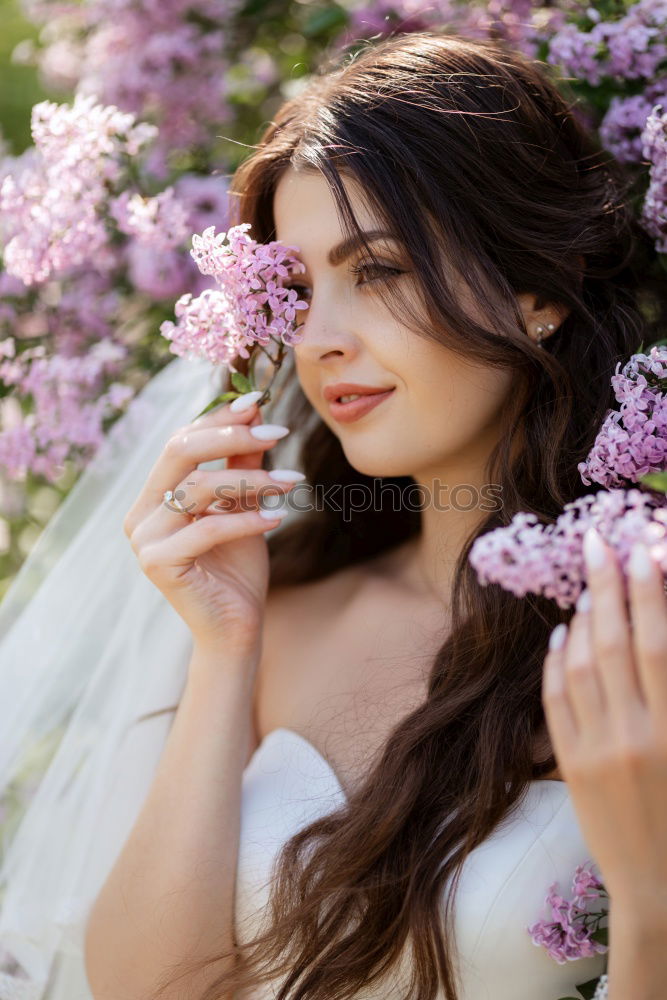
[109,189,189,249]
[160,224,310,368]
[469,488,667,609]
[579,347,667,488]
[0,95,157,286]
[547,0,667,87]
[0,93,231,486]
[0,338,133,480]
[640,105,667,253]
[337,0,567,62]
[528,862,609,964]
[336,0,666,246]
[18,0,243,179]
[547,0,667,179]
[470,346,667,608]
[599,83,667,165]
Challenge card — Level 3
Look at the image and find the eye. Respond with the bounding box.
[283,262,405,301]
[349,261,405,286]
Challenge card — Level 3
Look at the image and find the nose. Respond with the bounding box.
[292,305,361,366]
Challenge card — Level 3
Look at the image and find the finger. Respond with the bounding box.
[132,470,301,546]
[138,507,290,583]
[226,406,267,473]
[563,590,607,729]
[124,419,290,535]
[171,467,303,517]
[125,399,260,535]
[542,622,578,753]
[190,390,263,428]
[583,527,641,717]
[627,541,667,717]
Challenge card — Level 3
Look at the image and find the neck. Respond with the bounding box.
[396,456,500,605]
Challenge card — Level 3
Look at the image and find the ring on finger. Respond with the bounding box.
[163,488,197,518]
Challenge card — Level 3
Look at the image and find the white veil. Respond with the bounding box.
[0,354,233,1000]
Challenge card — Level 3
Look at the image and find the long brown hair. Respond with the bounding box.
[154,30,658,1000]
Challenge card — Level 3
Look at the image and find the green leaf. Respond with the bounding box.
[589,926,608,946]
[192,391,240,421]
[231,371,254,393]
[578,976,605,999]
[639,471,667,492]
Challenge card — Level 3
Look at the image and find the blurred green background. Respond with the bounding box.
[0,0,48,153]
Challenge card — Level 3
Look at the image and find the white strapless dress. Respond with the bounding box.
[235,727,607,1000]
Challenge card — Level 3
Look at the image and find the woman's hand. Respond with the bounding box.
[123,393,302,654]
[542,527,667,913]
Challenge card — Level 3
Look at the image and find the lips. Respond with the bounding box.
[323,382,395,403]
[326,387,395,423]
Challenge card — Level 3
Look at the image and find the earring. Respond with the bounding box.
[534,321,556,347]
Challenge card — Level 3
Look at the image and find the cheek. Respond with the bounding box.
[408,356,514,445]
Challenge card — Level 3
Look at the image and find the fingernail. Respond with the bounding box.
[230,390,263,412]
[249,424,290,440]
[267,468,306,482]
[629,542,653,581]
[549,623,568,651]
[583,527,606,571]
[576,588,591,613]
[258,506,290,520]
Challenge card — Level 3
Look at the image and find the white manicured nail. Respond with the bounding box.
[583,527,606,571]
[548,623,568,651]
[576,588,591,613]
[230,390,263,412]
[629,543,653,581]
[249,424,290,440]
[267,469,306,482]
[258,506,290,520]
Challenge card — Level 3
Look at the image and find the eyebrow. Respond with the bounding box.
[327,230,398,266]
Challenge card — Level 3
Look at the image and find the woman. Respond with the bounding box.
[4,29,666,1000]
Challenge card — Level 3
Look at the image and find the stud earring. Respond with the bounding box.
[534,321,557,347]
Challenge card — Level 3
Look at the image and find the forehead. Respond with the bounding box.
[273,166,377,256]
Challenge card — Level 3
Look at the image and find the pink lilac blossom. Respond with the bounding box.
[160,223,310,366]
[173,174,230,236]
[579,346,667,488]
[336,0,567,61]
[640,104,667,253]
[20,0,243,179]
[0,340,132,481]
[528,862,609,964]
[0,95,155,285]
[469,488,667,609]
[52,271,122,351]
[547,0,667,86]
[126,242,192,301]
[600,81,667,164]
[109,188,189,248]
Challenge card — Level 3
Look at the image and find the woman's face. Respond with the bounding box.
[273,166,515,483]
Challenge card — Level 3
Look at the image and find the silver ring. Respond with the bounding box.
[163,489,192,515]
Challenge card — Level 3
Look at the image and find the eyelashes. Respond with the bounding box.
[286,261,405,299]
[349,261,404,283]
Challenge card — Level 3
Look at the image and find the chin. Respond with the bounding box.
[341,444,415,481]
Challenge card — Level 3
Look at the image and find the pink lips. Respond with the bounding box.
[327,388,395,423]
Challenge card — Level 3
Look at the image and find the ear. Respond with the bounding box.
[518,255,585,346]
[516,292,571,345]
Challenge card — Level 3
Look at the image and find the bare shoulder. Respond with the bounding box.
[244,566,364,769]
